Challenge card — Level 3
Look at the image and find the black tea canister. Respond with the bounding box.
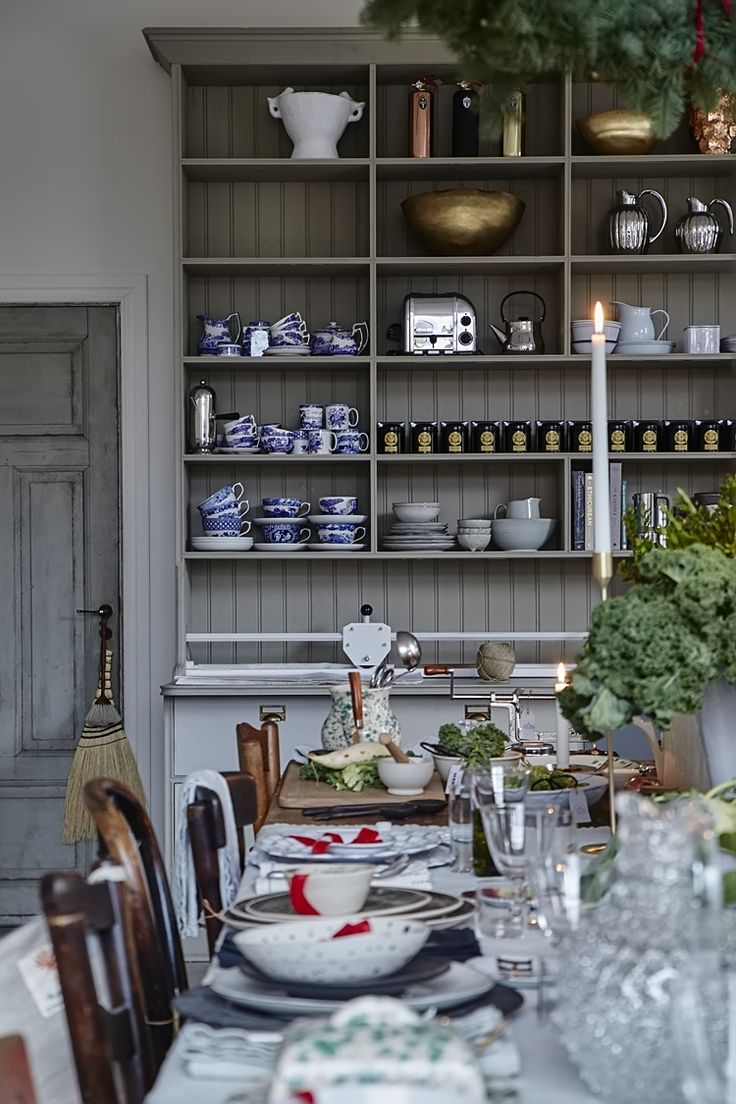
[694,419,722,452]
[568,420,593,453]
[376,421,405,454]
[536,420,565,453]
[633,420,661,453]
[503,419,532,453]
[440,420,468,453]
[409,420,438,454]
[608,420,630,453]
[664,419,692,453]
[471,420,500,453]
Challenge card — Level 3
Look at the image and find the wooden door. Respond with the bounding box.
[0,306,120,922]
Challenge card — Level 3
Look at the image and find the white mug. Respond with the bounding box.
[682,325,720,354]
[495,497,541,520]
[292,429,310,455]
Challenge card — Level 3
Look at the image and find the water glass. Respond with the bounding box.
[673,957,736,1104]
[448,779,473,873]
[478,803,559,937]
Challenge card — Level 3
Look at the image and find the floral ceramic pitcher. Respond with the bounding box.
[321,685,401,750]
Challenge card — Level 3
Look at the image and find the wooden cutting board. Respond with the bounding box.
[277,760,446,809]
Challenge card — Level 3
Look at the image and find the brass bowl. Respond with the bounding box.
[400,188,525,256]
[576,110,655,155]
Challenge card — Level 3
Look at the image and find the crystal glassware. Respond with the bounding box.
[477,801,559,937]
[673,956,736,1104]
[448,776,473,873]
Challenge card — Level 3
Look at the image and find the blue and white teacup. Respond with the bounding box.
[334,429,369,455]
[306,429,337,455]
[261,497,311,518]
[299,403,324,429]
[261,429,295,454]
[202,511,252,536]
[272,312,307,332]
[223,415,258,446]
[316,522,367,545]
[326,404,359,431]
[216,342,243,357]
[318,496,358,515]
[197,483,245,515]
[292,429,309,455]
[271,329,310,347]
[259,520,311,544]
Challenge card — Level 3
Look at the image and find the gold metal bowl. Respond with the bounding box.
[576,109,655,155]
[400,188,525,256]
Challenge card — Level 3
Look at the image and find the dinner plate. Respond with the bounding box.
[525,776,608,808]
[306,543,366,552]
[425,898,476,929]
[231,887,432,924]
[261,829,442,863]
[190,537,254,550]
[212,959,494,1015]
[238,951,451,1000]
[253,543,306,552]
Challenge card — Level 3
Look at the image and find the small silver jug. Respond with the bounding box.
[188,380,238,453]
[489,290,546,354]
[604,188,668,254]
[674,196,734,254]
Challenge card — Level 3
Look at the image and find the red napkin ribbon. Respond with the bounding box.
[288,874,320,914]
[332,920,372,938]
[292,1094,316,1104]
[693,0,732,63]
[288,828,383,854]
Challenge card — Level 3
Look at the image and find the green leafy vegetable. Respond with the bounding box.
[298,757,385,793]
[529,766,578,791]
[435,721,507,767]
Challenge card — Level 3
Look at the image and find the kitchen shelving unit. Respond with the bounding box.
[145,27,736,669]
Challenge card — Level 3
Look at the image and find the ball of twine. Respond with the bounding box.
[476,642,516,682]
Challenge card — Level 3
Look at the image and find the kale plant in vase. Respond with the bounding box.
[559,476,736,789]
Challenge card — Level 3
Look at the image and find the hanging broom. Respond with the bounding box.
[64,605,147,843]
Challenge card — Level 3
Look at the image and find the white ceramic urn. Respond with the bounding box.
[267,87,365,159]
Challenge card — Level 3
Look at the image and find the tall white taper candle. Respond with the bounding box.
[591,302,611,555]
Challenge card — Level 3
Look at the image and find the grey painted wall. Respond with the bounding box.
[0,0,364,834]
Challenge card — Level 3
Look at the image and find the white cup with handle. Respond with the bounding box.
[495,497,541,520]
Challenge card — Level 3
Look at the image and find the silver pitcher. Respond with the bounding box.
[633,491,671,546]
[604,188,668,254]
[188,380,238,453]
[674,196,734,254]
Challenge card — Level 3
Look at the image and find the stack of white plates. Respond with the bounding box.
[191,536,254,551]
[612,340,675,355]
[264,345,311,357]
[382,521,455,552]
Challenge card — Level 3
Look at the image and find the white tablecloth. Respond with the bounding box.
[147,824,609,1104]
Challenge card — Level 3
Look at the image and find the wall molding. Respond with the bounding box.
[0,274,153,792]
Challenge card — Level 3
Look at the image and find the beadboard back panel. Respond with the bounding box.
[140,28,736,668]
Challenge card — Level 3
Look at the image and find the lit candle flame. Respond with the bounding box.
[594,301,604,334]
[557,662,567,684]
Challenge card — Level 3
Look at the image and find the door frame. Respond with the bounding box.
[0,274,153,794]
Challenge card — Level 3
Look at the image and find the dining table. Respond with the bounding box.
[147,790,610,1104]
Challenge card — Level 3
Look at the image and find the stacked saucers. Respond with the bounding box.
[264,344,311,356]
[612,339,675,355]
[382,502,455,552]
[191,536,254,551]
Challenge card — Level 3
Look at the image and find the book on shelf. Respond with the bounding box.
[572,469,585,551]
[621,478,629,550]
[571,463,626,553]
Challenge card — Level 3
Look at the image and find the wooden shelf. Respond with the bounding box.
[571,254,736,275]
[184,355,370,368]
[182,258,370,276]
[375,156,565,181]
[377,452,566,463]
[184,454,370,463]
[181,158,370,182]
[377,256,564,276]
[571,154,736,179]
[377,353,736,367]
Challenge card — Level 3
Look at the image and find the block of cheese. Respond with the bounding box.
[269,996,486,1104]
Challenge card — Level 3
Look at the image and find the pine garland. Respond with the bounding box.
[362,0,736,137]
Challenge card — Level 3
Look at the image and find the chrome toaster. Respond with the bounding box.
[402,293,477,354]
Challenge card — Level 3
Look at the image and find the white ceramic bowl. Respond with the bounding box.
[492,518,555,551]
[457,532,491,551]
[572,339,618,355]
[287,864,373,916]
[233,915,429,985]
[377,757,434,795]
[392,502,441,523]
[458,518,491,527]
[571,319,621,342]
[430,748,522,781]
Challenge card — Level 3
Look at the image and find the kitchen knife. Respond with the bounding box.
[303,799,447,821]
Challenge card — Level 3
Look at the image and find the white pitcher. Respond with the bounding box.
[267,88,365,159]
[610,301,670,342]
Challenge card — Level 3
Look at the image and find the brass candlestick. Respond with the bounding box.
[592,550,616,832]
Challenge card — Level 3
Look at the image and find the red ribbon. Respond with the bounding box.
[332,920,372,938]
[693,0,732,63]
[289,874,320,914]
[289,828,383,854]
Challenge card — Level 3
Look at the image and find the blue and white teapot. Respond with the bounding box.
[311,320,369,357]
[197,312,242,354]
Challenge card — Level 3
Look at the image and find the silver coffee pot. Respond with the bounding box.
[604,188,668,254]
[674,196,734,254]
[489,290,546,354]
[188,380,238,453]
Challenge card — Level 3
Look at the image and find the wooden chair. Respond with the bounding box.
[236,719,281,831]
[40,872,156,1104]
[84,779,187,1067]
[0,1035,37,1104]
[186,772,258,956]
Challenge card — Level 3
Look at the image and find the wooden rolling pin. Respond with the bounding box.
[377,731,412,763]
[423,666,452,676]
